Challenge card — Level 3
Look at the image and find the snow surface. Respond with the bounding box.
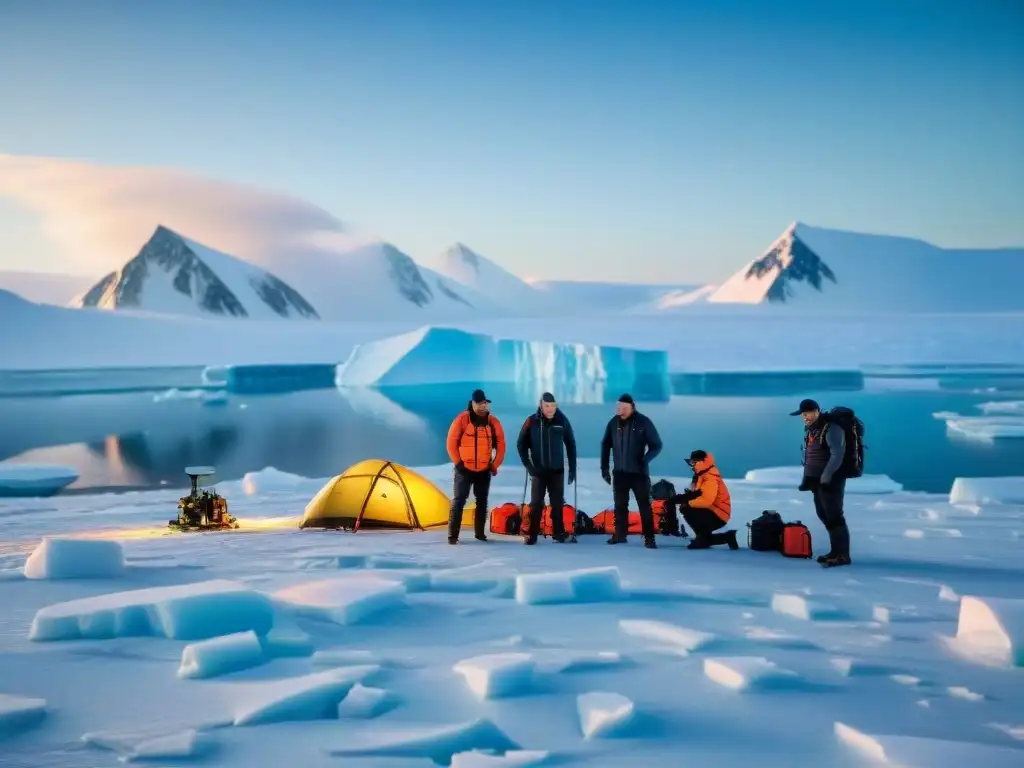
[336,325,669,402]
[743,466,904,494]
[5,287,1024,373]
[0,463,79,497]
[23,537,126,580]
[705,222,1024,311]
[0,462,1022,766]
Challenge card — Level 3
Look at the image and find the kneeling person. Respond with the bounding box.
[676,450,738,550]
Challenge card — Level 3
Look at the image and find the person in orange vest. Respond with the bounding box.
[675,450,738,550]
[445,388,506,545]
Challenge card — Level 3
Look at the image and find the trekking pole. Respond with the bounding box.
[520,472,529,538]
[570,474,578,543]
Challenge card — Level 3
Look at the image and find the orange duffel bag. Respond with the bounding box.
[489,502,523,535]
[592,509,643,534]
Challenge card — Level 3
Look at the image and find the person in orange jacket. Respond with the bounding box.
[445,388,506,544]
[675,450,738,550]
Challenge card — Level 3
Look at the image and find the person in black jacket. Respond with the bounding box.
[600,393,663,549]
[517,392,577,545]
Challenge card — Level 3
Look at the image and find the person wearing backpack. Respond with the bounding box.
[516,392,578,545]
[446,389,507,545]
[600,394,663,549]
[791,398,855,567]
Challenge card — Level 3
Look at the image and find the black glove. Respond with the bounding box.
[567,468,576,485]
[454,462,465,474]
[820,478,833,491]
[601,468,611,485]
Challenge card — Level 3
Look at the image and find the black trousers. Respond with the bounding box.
[810,476,850,556]
[448,467,490,540]
[526,470,566,539]
[681,506,726,539]
[612,471,655,540]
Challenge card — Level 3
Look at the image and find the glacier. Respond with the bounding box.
[335,327,670,404]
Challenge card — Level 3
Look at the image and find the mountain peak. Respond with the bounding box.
[443,242,481,271]
[73,227,320,320]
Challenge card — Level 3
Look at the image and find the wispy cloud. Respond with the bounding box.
[0,154,375,274]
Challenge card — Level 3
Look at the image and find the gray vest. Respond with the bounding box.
[803,423,830,477]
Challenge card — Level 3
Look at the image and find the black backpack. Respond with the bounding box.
[574,509,596,535]
[651,479,676,501]
[823,406,865,479]
[651,479,683,536]
[747,510,785,552]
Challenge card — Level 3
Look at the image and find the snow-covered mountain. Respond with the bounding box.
[705,222,1024,312]
[629,284,718,313]
[430,242,553,315]
[0,270,97,307]
[257,239,482,322]
[73,226,320,320]
[527,279,703,313]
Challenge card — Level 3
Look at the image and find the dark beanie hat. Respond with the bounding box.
[618,393,634,405]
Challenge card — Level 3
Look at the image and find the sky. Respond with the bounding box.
[0,0,1021,284]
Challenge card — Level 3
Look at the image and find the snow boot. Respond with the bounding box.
[707,530,739,550]
[607,536,627,545]
[821,553,852,568]
[816,551,834,564]
[687,537,712,550]
[448,537,458,545]
[644,537,657,549]
[524,536,537,546]
[475,533,488,542]
[552,532,569,543]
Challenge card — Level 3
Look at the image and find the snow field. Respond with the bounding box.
[0,464,1022,766]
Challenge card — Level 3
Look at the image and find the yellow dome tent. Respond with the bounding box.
[300,459,473,531]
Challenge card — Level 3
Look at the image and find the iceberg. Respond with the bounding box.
[940,414,1024,440]
[0,464,78,498]
[334,326,670,404]
[203,363,337,394]
[671,369,863,396]
[743,467,903,494]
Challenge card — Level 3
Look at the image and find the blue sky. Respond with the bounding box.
[0,0,1021,283]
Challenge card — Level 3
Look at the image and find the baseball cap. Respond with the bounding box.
[471,389,491,404]
[618,393,635,405]
[789,398,820,416]
[540,392,556,403]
